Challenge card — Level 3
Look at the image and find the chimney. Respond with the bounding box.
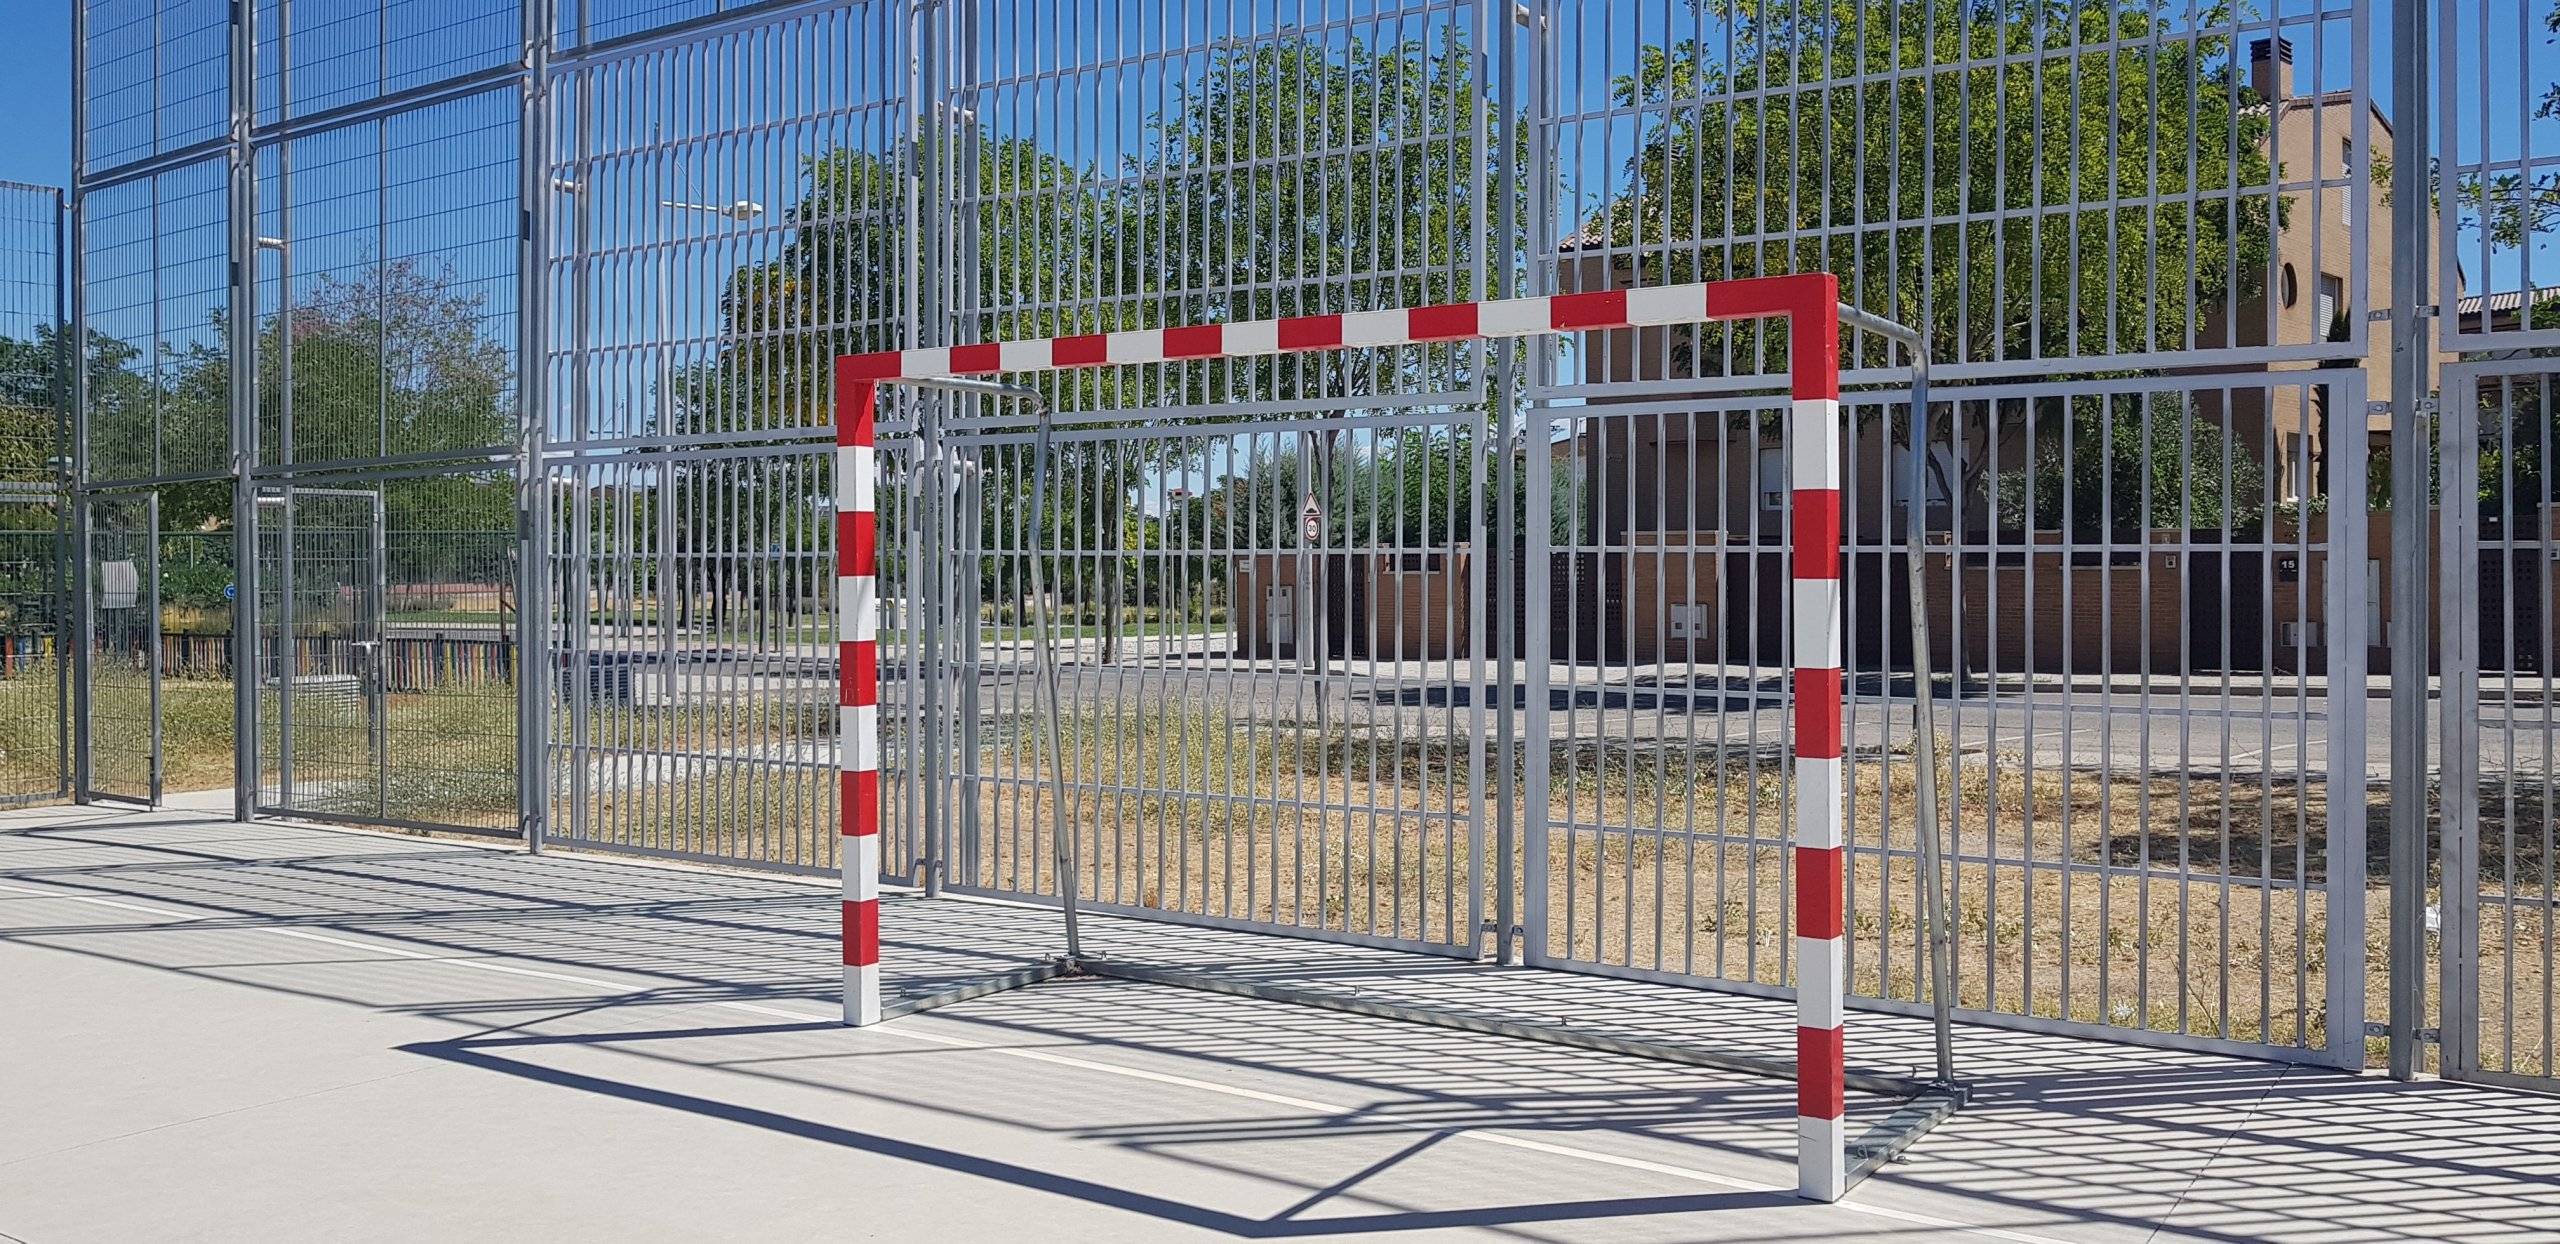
[2251,37,2293,102]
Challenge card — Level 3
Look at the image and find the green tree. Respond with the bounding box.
[2463,0,2560,250]
[694,30,1508,657]
[1589,0,2280,523]
[1994,399,2267,537]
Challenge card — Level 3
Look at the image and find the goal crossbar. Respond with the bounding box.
[832,272,1959,1202]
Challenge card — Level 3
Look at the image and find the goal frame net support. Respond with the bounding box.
[833,272,1963,1202]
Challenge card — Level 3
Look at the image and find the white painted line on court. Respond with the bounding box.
[0,879,202,921]
[0,874,2076,1244]
[877,1022,2080,1244]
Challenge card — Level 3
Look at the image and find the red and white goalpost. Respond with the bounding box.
[833,273,1877,1200]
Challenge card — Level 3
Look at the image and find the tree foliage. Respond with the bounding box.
[1591,0,2277,368]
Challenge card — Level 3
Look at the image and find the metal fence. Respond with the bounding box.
[43,0,2555,1085]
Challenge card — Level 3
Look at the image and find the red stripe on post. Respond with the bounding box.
[838,510,877,578]
[1787,277,1842,401]
[841,768,880,836]
[1407,302,1479,341]
[1794,666,1843,759]
[1163,323,1225,359]
[1052,333,1110,367]
[843,900,881,966]
[1701,275,1801,321]
[1796,1025,1846,1120]
[837,379,877,448]
[1549,289,1630,331]
[1277,314,1345,351]
[840,640,878,708]
[1790,489,1841,580]
[950,342,1004,374]
[1795,845,1845,938]
[838,353,902,384]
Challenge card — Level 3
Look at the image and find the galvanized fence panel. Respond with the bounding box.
[2442,359,2559,1093]
[2437,0,2560,353]
[64,0,2460,1068]
[81,490,159,803]
[1525,368,2369,1066]
[254,487,386,820]
[1531,0,2373,383]
[0,184,70,807]
[0,503,69,806]
[253,475,519,834]
[79,0,233,177]
[75,157,229,486]
[544,446,844,871]
[936,387,1492,955]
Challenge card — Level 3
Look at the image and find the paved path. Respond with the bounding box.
[2,807,2552,1242]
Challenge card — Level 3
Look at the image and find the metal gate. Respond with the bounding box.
[255,487,389,827]
[2442,361,2560,1092]
[79,490,158,805]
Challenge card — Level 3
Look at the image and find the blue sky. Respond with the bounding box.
[0,5,70,189]
[0,1,2538,294]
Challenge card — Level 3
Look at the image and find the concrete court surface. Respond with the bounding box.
[1,807,2555,1243]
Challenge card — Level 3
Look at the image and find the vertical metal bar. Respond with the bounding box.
[1490,0,1520,964]
[1519,0,1556,967]
[906,0,946,900]
[2439,365,2480,1079]
[221,0,257,817]
[518,0,556,851]
[49,186,69,800]
[369,491,387,818]
[66,14,91,802]
[144,489,161,803]
[2388,0,2435,1081]
[2326,372,2373,1069]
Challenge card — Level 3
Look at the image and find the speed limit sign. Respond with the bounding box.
[1301,496,1322,543]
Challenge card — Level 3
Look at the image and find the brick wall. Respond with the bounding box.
[1919,532,2188,674]
[1366,549,1471,661]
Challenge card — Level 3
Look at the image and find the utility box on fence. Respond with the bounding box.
[1623,531,1721,665]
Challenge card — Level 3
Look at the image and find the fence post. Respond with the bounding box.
[516,0,557,854]
[2385,0,2434,1082]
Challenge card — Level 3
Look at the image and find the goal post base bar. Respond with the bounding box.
[876,961,1075,1023]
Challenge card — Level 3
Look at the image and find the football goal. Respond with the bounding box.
[832,273,1961,1202]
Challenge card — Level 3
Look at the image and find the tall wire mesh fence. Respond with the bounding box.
[51,0,2557,1079]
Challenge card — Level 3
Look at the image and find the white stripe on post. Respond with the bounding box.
[845,834,882,902]
[840,576,878,642]
[837,446,878,511]
[1789,398,1843,489]
[1339,308,1409,347]
[839,704,880,772]
[1475,295,1552,338]
[1223,318,1282,356]
[1791,577,1842,671]
[1623,283,1709,326]
[1794,756,1843,850]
